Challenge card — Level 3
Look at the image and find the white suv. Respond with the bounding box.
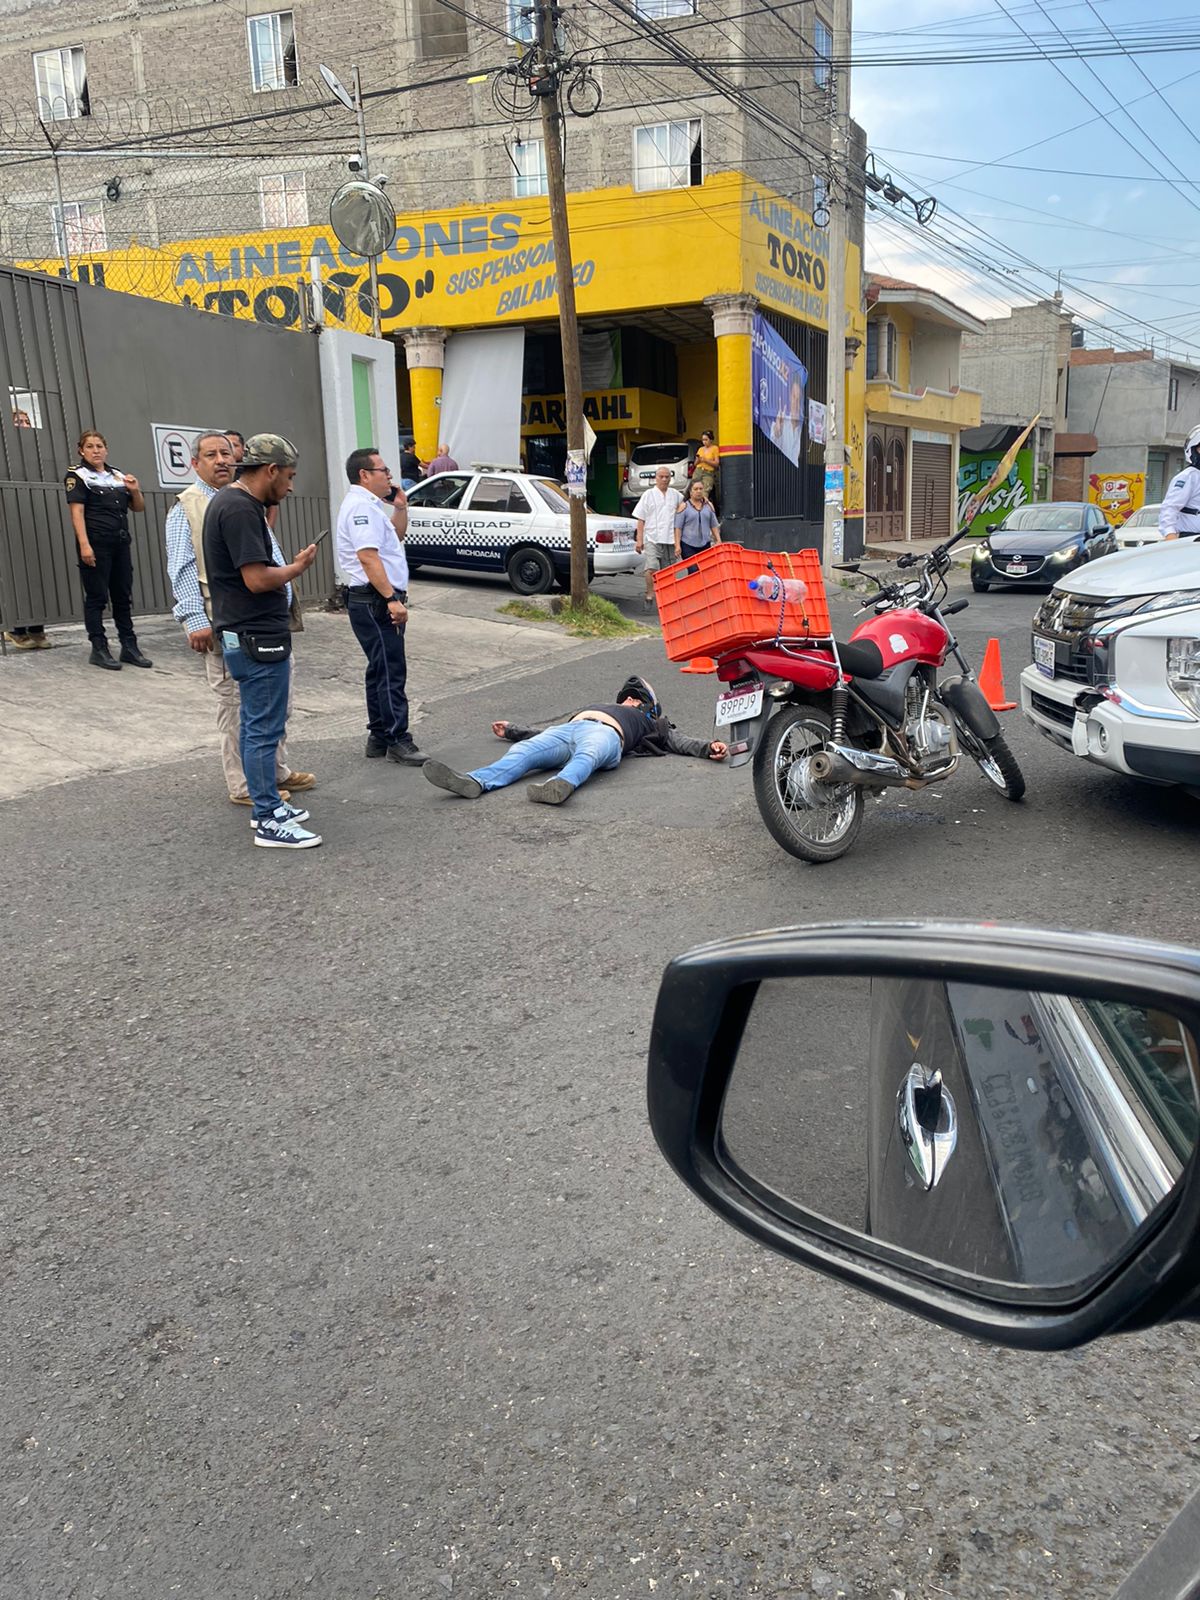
[1020,540,1200,797]
[620,440,700,515]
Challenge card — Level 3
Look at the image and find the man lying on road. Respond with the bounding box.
[422,674,727,806]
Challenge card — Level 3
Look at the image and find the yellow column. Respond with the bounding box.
[401,326,448,462]
[705,294,757,529]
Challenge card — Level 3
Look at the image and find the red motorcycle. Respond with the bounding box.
[714,536,1026,863]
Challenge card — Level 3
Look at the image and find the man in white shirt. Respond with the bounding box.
[633,465,684,611]
[335,447,425,764]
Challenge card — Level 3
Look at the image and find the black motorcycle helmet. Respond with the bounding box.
[616,674,661,718]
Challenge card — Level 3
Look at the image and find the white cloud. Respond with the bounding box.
[865,221,1021,319]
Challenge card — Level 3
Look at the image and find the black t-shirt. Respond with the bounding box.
[64,465,132,541]
[400,450,422,480]
[575,703,653,754]
[202,485,289,634]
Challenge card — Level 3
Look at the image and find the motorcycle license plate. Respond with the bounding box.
[1033,635,1055,679]
[1007,561,1029,575]
[716,683,764,724]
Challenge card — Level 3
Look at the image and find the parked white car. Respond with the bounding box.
[404,468,643,594]
[1020,540,1200,797]
[1115,502,1165,549]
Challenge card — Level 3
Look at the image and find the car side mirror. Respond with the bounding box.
[647,921,1200,1349]
[985,523,999,534]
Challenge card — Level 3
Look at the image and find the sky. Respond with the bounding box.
[850,0,1200,357]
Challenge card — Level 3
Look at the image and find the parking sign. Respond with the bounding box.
[153,423,207,489]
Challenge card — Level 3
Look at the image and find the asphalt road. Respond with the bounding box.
[4,563,1200,1599]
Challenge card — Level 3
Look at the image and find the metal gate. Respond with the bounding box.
[911,440,952,542]
[0,266,334,635]
[0,266,97,630]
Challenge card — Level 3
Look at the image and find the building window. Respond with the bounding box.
[414,0,468,57]
[1169,375,1180,412]
[866,318,898,382]
[34,47,89,121]
[260,172,309,227]
[512,138,548,198]
[814,17,833,88]
[51,201,106,257]
[506,0,535,41]
[634,119,702,192]
[247,12,298,92]
[634,0,696,15]
[9,387,44,429]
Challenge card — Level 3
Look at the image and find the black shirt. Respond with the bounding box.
[64,465,132,542]
[202,485,289,634]
[400,449,422,481]
[575,703,654,754]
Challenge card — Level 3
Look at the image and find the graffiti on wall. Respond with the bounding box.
[1089,472,1145,526]
[957,448,1033,536]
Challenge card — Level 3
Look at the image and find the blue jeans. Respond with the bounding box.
[347,594,409,746]
[221,634,291,820]
[469,722,622,792]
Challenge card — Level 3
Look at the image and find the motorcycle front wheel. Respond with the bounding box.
[752,702,865,863]
[956,723,1026,802]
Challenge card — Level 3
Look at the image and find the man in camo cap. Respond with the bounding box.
[202,433,322,849]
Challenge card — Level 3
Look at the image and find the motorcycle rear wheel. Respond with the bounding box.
[752,703,865,863]
[957,724,1026,801]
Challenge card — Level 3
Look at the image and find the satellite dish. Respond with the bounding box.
[329,180,396,259]
[319,63,357,112]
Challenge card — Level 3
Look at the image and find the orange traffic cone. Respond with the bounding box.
[680,657,717,675]
[979,637,1015,711]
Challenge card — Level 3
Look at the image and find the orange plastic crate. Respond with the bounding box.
[653,544,831,663]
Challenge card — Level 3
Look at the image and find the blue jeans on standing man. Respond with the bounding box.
[468,722,623,793]
[347,590,411,748]
[221,634,291,821]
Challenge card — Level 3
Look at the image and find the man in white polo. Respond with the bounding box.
[335,445,426,765]
[633,464,684,612]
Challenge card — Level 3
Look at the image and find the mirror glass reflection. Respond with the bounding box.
[720,976,1199,1291]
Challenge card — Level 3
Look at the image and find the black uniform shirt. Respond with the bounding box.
[64,465,132,541]
[202,485,290,635]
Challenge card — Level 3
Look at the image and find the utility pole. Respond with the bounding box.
[351,64,381,340]
[41,124,72,278]
[534,0,589,608]
[821,0,850,577]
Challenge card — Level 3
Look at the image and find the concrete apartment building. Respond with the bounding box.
[0,0,868,549]
[958,296,1071,505]
[1064,347,1200,516]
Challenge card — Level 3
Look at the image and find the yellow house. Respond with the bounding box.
[865,276,983,545]
[23,172,867,553]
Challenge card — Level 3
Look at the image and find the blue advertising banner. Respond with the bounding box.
[752,314,807,467]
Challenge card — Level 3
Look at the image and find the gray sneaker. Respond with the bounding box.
[527,778,575,805]
[422,760,482,799]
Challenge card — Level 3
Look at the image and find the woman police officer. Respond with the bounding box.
[65,429,152,670]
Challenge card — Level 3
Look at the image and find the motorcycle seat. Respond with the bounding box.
[837,638,885,679]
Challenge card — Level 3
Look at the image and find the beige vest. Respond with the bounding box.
[177,481,214,619]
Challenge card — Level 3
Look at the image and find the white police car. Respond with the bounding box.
[403,467,642,594]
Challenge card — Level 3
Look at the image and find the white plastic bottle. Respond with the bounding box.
[747,574,808,604]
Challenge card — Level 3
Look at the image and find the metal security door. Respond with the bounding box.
[0,267,97,630]
[911,440,951,542]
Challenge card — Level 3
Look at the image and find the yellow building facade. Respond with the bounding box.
[26,173,867,549]
[864,278,983,546]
